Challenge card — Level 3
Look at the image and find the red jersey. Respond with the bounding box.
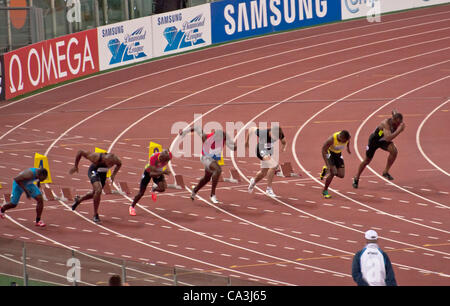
[145,152,171,172]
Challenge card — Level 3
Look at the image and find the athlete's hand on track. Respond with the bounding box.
[69,167,78,175]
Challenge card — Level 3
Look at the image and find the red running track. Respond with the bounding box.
[0,4,449,286]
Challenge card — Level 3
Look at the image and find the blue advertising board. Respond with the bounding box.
[211,0,342,44]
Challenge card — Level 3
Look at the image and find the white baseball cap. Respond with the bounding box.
[365,230,378,240]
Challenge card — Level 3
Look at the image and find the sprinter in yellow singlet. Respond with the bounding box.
[320,130,351,198]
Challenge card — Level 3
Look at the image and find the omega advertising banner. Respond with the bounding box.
[2,29,99,100]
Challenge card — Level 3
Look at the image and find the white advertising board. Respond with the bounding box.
[97,17,153,71]
[341,0,449,20]
[152,4,212,58]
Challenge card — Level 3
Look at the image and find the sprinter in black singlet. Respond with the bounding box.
[69,150,122,222]
[353,111,405,188]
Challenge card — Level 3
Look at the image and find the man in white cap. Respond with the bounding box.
[351,229,397,286]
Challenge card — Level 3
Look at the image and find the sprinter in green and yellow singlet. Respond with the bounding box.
[320,130,351,198]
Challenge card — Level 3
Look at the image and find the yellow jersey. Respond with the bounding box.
[328,131,348,154]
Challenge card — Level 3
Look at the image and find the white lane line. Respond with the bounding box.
[416,98,450,176]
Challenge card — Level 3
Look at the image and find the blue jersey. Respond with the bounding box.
[10,168,42,205]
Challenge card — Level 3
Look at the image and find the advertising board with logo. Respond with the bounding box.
[211,0,342,44]
[97,17,153,71]
[341,0,450,20]
[152,4,212,58]
[2,29,99,100]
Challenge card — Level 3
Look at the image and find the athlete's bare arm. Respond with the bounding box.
[381,119,405,142]
[69,150,101,175]
[321,136,334,168]
[109,155,122,183]
[180,127,207,142]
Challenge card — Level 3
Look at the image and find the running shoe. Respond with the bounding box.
[35,220,46,227]
[210,195,219,204]
[352,177,359,189]
[93,214,101,223]
[0,209,5,219]
[382,172,394,180]
[129,206,136,216]
[266,187,277,198]
[322,190,331,199]
[71,195,81,211]
[248,178,256,193]
[151,192,157,202]
[320,166,327,180]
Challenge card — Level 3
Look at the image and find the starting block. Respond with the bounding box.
[60,187,74,202]
[2,194,11,204]
[277,162,301,177]
[103,180,126,195]
[118,182,131,195]
[168,174,185,190]
[223,169,241,183]
[34,153,52,183]
[42,187,56,201]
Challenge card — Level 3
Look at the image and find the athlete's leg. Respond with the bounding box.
[209,161,222,197]
[336,166,345,179]
[383,143,398,176]
[154,177,167,192]
[254,168,269,184]
[34,194,44,222]
[266,167,276,189]
[193,169,213,194]
[1,181,23,214]
[92,181,103,217]
[324,166,337,191]
[131,172,150,208]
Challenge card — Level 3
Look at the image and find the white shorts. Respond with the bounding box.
[200,155,217,170]
[261,156,278,169]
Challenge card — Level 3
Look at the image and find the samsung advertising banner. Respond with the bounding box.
[152,4,212,57]
[97,17,153,71]
[341,0,450,21]
[211,0,342,44]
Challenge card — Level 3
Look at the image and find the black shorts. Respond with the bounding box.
[139,171,165,191]
[88,164,107,187]
[366,133,392,159]
[327,151,344,169]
